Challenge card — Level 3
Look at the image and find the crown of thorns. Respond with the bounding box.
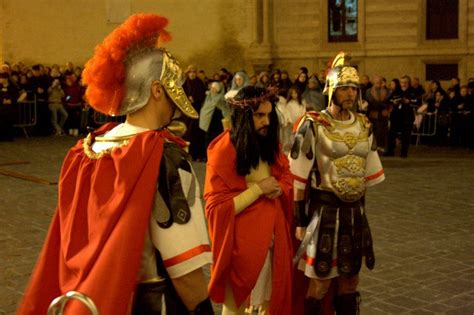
[227,87,279,109]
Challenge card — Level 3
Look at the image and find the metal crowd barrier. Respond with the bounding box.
[412,110,437,145]
[14,96,37,138]
[413,110,437,136]
[48,291,98,315]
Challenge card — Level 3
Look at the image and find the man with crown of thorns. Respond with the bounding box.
[17,14,214,315]
[289,52,385,315]
[204,86,294,315]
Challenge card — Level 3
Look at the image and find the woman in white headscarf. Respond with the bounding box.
[224,71,250,100]
[302,76,325,111]
[200,81,229,151]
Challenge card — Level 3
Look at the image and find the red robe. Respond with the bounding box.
[17,123,185,315]
[204,131,293,315]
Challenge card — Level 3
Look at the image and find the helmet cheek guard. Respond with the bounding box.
[121,48,198,118]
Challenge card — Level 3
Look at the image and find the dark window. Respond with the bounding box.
[426,0,458,39]
[425,64,458,81]
[328,0,358,42]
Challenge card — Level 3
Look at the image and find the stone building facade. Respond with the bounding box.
[248,0,474,83]
[0,0,473,83]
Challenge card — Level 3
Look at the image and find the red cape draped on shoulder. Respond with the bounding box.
[17,123,184,315]
[204,130,293,315]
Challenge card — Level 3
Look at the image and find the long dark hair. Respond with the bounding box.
[431,80,446,97]
[391,78,402,94]
[287,86,303,104]
[230,86,280,176]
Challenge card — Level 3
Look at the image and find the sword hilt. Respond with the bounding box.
[47,291,98,315]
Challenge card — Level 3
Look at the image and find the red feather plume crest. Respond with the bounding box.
[82,14,172,116]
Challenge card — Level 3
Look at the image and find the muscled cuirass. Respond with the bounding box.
[313,112,371,202]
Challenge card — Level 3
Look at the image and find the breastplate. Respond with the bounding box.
[314,114,370,202]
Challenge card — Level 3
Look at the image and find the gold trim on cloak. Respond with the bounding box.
[83,133,130,159]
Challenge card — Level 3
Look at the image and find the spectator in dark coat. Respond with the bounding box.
[63,75,83,136]
[30,64,50,135]
[366,75,390,151]
[0,73,19,141]
[183,65,208,161]
[387,75,419,157]
[279,71,293,97]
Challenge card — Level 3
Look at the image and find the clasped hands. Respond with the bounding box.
[295,227,306,241]
[257,176,282,199]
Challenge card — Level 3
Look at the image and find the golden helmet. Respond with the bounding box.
[323,52,360,107]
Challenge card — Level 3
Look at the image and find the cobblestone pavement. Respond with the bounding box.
[1,136,473,315]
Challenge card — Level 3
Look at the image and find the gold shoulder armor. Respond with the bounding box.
[356,113,372,131]
[307,111,334,130]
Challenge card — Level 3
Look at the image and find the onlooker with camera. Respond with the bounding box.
[63,75,83,136]
[387,75,419,157]
[47,78,68,136]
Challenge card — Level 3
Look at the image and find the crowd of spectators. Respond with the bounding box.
[181,66,474,160]
[363,75,474,157]
[0,61,89,141]
[1,61,473,158]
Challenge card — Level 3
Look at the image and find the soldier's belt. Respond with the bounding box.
[310,189,362,207]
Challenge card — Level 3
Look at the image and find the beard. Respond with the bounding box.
[256,126,269,137]
[255,128,277,164]
[256,131,268,143]
[341,99,355,110]
[333,96,355,110]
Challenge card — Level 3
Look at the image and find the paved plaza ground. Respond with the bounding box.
[0,136,473,315]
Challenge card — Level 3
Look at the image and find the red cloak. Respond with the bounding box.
[17,123,185,315]
[204,131,293,315]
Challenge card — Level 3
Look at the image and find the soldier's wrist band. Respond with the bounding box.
[294,200,309,227]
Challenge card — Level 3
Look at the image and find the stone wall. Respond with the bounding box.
[0,0,252,74]
[0,0,5,63]
[1,0,473,84]
[261,0,474,84]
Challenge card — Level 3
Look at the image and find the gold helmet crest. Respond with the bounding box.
[323,52,361,108]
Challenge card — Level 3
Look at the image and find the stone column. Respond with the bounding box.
[247,0,273,72]
[262,0,270,44]
[0,0,4,63]
[251,0,259,44]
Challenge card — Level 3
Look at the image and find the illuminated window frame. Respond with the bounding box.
[328,0,358,42]
[426,0,459,40]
